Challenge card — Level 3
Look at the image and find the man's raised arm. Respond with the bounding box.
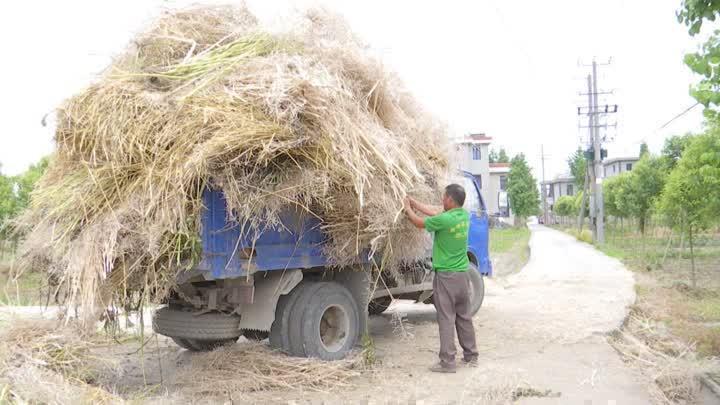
[403,198,426,229]
[409,197,443,216]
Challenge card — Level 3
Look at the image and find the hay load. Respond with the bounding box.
[16,5,450,315]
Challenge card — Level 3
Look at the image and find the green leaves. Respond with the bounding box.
[658,130,720,232]
[0,157,49,238]
[553,195,576,217]
[567,148,587,189]
[507,153,540,219]
[679,1,720,111]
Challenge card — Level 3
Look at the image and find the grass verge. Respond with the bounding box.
[489,227,531,276]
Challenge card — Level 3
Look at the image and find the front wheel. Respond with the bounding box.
[467,263,485,316]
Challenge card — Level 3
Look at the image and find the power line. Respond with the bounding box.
[657,102,701,131]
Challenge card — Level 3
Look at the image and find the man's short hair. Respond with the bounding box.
[445,184,466,206]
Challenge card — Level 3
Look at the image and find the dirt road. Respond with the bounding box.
[2,225,658,403]
[288,224,649,404]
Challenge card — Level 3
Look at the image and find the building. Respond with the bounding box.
[541,175,575,212]
[603,157,639,178]
[488,163,510,217]
[454,133,512,221]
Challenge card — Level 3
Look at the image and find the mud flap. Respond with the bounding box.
[238,269,302,331]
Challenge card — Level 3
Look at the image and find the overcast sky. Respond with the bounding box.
[0,0,710,180]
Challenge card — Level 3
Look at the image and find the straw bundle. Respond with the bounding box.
[16,5,450,316]
[0,320,121,404]
[175,342,361,395]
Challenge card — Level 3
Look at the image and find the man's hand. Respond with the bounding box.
[403,197,425,229]
[410,196,443,216]
[403,197,413,212]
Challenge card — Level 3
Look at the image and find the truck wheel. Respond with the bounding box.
[299,282,360,360]
[368,296,392,315]
[287,282,326,357]
[467,263,485,316]
[153,306,241,341]
[270,282,317,353]
[242,329,269,341]
[185,338,239,351]
[171,338,196,350]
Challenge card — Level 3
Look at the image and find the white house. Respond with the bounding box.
[603,157,639,178]
[454,133,513,222]
[541,174,575,212]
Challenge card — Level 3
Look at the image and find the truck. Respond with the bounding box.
[152,171,491,360]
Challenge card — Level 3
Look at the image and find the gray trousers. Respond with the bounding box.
[433,271,479,367]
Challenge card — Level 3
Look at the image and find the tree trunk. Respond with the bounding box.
[689,225,696,289]
[661,230,673,266]
[679,232,685,260]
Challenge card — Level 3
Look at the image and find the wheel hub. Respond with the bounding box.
[319,304,349,352]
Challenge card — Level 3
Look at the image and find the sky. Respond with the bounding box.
[0,0,710,180]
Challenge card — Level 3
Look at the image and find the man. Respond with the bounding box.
[403,184,479,373]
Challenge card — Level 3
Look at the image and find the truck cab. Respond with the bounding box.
[153,171,491,360]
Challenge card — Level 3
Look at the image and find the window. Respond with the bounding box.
[462,176,481,213]
[547,184,554,198]
[567,184,574,196]
[613,164,616,173]
[499,175,507,191]
[626,163,632,171]
[472,145,481,160]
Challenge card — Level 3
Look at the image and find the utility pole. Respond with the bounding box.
[591,61,605,244]
[576,59,616,244]
[541,144,548,225]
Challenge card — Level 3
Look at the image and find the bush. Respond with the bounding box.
[565,228,593,244]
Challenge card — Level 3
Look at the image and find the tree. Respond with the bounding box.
[507,153,540,225]
[603,173,631,220]
[489,148,510,164]
[14,157,49,211]
[678,1,720,118]
[639,142,650,157]
[553,195,576,218]
[567,148,587,188]
[618,156,667,234]
[0,168,17,239]
[658,130,720,288]
[661,133,694,169]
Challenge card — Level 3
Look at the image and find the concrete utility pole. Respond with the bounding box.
[591,61,605,244]
[541,144,548,225]
[577,60,616,244]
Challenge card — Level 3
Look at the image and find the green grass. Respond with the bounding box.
[0,256,44,306]
[590,222,720,357]
[489,227,531,255]
[688,297,720,322]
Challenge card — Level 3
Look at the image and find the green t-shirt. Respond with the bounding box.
[424,208,470,272]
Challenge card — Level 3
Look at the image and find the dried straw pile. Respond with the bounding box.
[16,5,449,316]
[175,342,361,396]
[609,306,718,404]
[0,319,121,404]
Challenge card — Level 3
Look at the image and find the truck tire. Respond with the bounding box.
[299,282,360,360]
[467,263,485,316]
[270,282,315,353]
[287,282,326,357]
[171,338,196,350]
[153,306,241,341]
[242,329,269,341]
[173,337,239,351]
[368,296,392,315]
